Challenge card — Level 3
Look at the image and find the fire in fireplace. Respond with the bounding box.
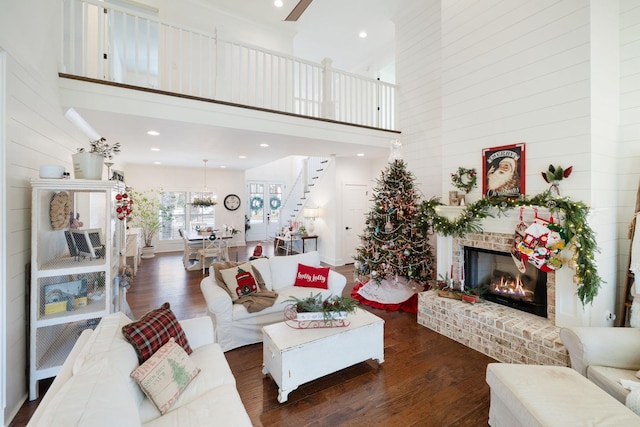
[464,246,547,318]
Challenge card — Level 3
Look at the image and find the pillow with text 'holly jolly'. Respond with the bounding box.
[294,264,329,289]
[220,262,260,301]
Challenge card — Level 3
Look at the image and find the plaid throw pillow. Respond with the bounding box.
[121,302,192,364]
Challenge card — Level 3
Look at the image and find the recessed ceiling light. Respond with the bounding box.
[239,155,247,159]
[151,147,160,151]
[274,0,283,7]
[147,130,160,136]
[357,153,365,157]
[260,143,269,147]
[359,31,367,38]
[220,165,226,168]
[153,161,161,165]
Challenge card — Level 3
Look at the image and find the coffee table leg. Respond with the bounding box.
[374,354,385,364]
[278,388,293,403]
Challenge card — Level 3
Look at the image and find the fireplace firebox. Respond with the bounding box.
[464,246,547,318]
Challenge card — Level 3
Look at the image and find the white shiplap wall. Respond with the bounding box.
[619,1,640,307]
[395,0,635,325]
[2,52,86,422]
[396,0,443,198]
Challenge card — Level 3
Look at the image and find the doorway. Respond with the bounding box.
[342,183,369,264]
[245,182,283,241]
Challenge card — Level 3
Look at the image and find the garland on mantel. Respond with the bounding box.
[416,191,602,306]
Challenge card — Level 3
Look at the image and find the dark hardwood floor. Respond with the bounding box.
[12,243,495,426]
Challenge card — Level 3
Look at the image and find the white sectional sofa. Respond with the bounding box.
[27,312,251,427]
[200,251,347,352]
[560,326,640,405]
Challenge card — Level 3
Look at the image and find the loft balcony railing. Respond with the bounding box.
[61,0,397,131]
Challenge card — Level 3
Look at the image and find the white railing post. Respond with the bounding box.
[321,58,335,120]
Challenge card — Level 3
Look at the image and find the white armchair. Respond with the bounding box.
[200,251,347,352]
[560,326,640,404]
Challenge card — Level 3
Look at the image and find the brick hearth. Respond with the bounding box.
[418,229,569,366]
[417,292,569,366]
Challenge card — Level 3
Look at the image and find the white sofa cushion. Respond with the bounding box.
[35,358,141,427]
[249,257,272,290]
[588,365,640,404]
[138,342,237,423]
[142,383,252,427]
[268,252,320,291]
[72,312,146,406]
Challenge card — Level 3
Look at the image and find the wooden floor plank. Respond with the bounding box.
[11,244,494,426]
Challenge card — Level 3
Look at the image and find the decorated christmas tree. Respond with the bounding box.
[354,153,435,289]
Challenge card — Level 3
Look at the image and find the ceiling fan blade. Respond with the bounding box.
[284,0,313,21]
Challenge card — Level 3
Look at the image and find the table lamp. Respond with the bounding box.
[303,207,319,234]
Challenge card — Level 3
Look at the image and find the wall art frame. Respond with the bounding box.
[482,143,526,198]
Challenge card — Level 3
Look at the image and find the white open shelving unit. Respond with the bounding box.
[29,179,124,400]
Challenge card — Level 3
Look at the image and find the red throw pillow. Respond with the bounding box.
[122,302,192,364]
[294,264,330,289]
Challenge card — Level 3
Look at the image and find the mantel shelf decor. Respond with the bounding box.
[416,190,602,306]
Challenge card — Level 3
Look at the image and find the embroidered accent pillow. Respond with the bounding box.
[220,262,260,301]
[122,302,192,364]
[130,338,200,414]
[294,264,330,289]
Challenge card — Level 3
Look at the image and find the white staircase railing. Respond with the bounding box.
[279,157,331,227]
[61,0,397,131]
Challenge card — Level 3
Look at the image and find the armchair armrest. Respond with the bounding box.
[200,277,233,350]
[179,316,214,349]
[328,270,347,297]
[560,327,640,376]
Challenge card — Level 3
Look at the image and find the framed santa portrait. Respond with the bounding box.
[482,143,526,198]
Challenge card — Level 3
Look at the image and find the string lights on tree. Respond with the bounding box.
[354,158,435,286]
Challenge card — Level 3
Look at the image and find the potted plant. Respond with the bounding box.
[285,292,358,322]
[129,189,172,258]
[72,137,121,180]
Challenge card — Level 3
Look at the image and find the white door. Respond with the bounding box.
[246,182,283,241]
[342,184,370,264]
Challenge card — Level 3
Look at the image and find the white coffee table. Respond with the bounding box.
[262,307,384,403]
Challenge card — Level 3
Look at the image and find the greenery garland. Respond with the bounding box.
[416,191,602,306]
[451,167,478,194]
[191,197,217,207]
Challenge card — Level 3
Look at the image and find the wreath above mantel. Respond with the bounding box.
[416,191,602,306]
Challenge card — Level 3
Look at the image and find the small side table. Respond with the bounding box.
[274,235,318,255]
[300,235,318,253]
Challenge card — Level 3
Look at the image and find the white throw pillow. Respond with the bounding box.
[131,338,200,415]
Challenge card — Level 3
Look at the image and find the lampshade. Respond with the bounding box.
[303,207,319,218]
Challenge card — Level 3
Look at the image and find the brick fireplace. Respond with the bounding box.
[417,208,570,366]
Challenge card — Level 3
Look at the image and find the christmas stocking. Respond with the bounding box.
[516,210,565,272]
[510,208,528,273]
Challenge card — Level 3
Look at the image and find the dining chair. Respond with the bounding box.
[179,228,201,269]
[198,235,229,274]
